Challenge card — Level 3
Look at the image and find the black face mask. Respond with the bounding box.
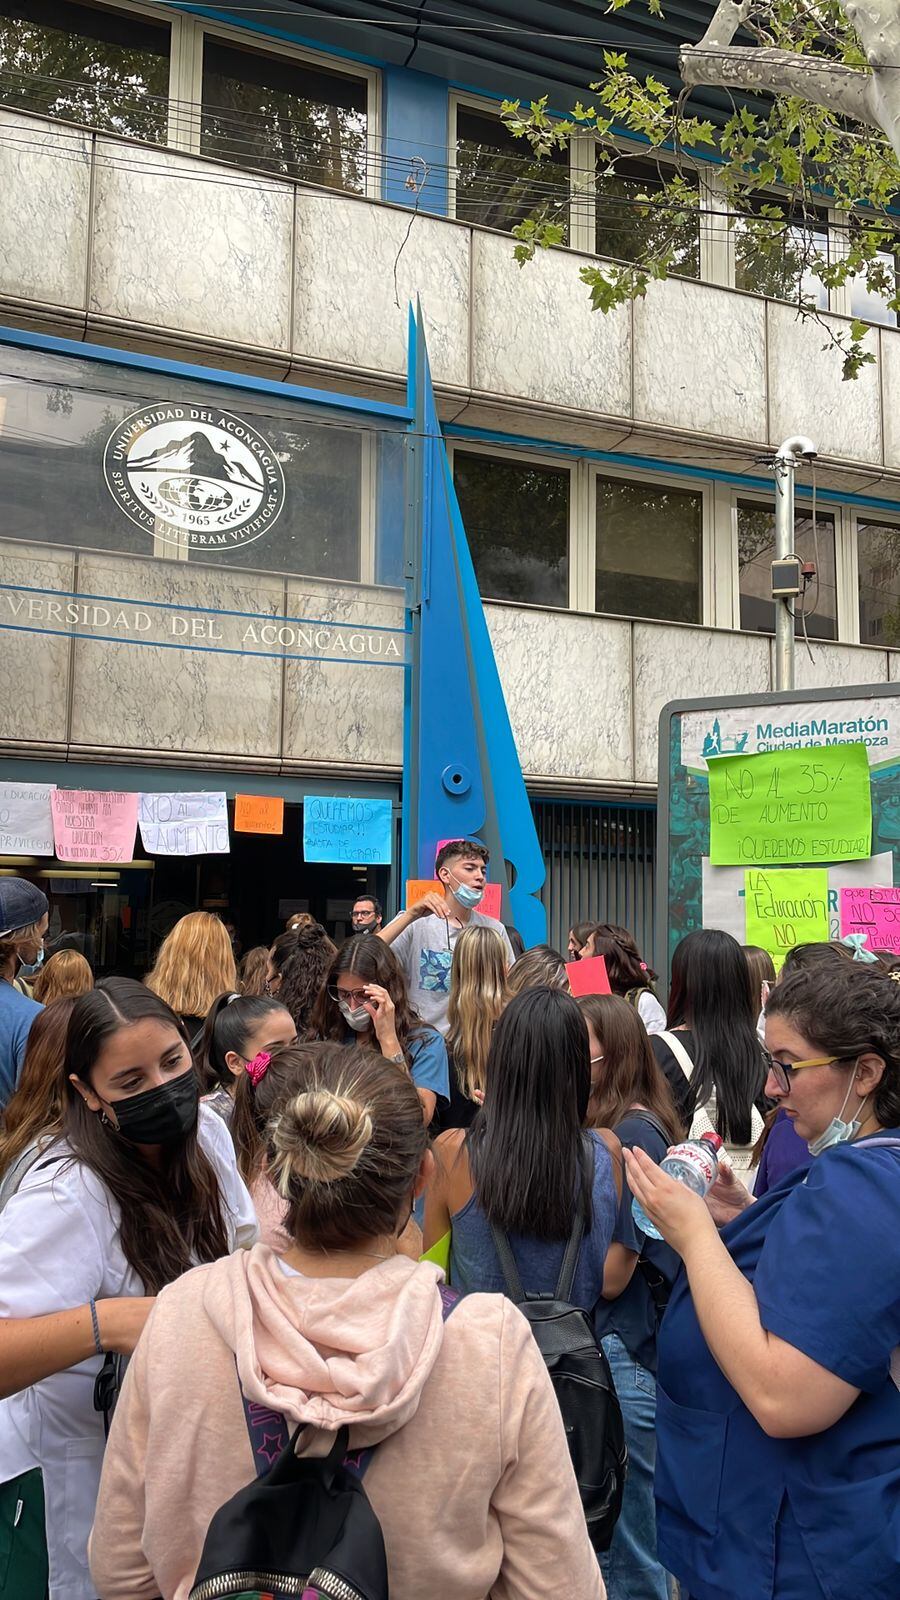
[105,1069,198,1147]
[353,920,377,936]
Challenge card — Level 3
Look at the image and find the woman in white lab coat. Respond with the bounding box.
[0,977,256,1600]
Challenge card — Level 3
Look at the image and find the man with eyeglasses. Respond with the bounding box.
[351,895,382,936]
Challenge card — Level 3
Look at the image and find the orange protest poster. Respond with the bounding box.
[234,794,284,835]
[405,879,502,919]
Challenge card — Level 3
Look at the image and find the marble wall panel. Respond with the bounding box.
[486,605,633,781]
[0,112,90,310]
[889,651,900,682]
[766,303,881,464]
[282,582,405,766]
[0,541,75,744]
[70,556,284,756]
[878,327,900,470]
[633,279,767,442]
[90,143,293,351]
[792,641,890,691]
[471,233,631,415]
[633,623,771,784]
[293,194,469,387]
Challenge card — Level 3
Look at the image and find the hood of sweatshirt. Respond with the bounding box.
[201,1244,448,1445]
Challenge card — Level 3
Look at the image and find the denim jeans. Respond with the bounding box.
[599,1332,669,1600]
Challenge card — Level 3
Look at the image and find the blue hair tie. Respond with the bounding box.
[840,932,879,964]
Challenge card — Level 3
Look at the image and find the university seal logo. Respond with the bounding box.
[103,405,286,551]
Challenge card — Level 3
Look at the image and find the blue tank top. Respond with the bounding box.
[450,1130,619,1311]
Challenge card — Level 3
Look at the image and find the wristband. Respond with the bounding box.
[89,1298,104,1356]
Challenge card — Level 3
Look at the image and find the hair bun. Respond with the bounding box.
[271,1086,373,1191]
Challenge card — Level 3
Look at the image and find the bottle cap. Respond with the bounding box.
[699,1131,723,1151]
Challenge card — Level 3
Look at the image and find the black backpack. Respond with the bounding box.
[490,1136,627,1554]
[189,1284,459,1600]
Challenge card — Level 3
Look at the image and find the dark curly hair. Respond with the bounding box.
[766,963,900,1128]
[586,922,658,992]
[269,924,335,1034]
[308,935,428,1050]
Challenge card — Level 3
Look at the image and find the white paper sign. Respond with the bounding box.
[0,783,56,855]
[138,792,229,856]
[702,852,893,944]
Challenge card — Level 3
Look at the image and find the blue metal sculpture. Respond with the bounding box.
[402,306,547,949]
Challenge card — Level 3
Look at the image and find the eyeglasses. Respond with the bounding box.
[763,1050,843,1094]
[328,984,369,1007]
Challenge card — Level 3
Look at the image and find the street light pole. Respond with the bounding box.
[772,435,817,692]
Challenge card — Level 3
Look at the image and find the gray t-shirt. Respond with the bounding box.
[390,912,514,1035]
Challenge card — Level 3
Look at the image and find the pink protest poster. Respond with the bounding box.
[839,885,900,955]
[566,955,612,997]
[52,790,139,864]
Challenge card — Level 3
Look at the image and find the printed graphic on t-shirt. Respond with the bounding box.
[419,948,453,992]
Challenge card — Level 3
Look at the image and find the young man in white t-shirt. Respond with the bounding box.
[379,840,514,1035]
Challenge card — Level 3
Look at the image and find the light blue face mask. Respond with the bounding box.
[448,872,483,911]
[808,1075,868,1157]
[17,946,44,978]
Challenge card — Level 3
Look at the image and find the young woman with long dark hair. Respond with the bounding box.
[424,987,634,1310]
[198,991,297,1123]
[310,935,449,1124]
[651,928,766,1170]
[265,922,335,1033]
[586,923,666,1035]
[0,978,256,1598]
[578,994,682,1600]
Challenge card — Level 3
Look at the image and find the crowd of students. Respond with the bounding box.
[0,849,898,1599]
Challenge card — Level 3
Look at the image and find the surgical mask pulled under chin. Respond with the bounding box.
[449,873,483,911]
[808,1077,867,1157]
[18,946,44,978]
[338,999,372,1032]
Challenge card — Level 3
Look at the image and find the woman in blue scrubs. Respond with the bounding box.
[625,961,900,1600]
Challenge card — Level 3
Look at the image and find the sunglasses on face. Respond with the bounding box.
[763,1050,847,1094]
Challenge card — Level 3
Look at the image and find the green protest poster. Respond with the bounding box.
[744,868,829,970]
[708,743,872,867]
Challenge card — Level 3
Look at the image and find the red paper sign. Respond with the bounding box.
[565,955,611,997]
[406,879,503,920]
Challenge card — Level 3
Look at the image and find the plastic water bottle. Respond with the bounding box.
[632,1131,724,1241]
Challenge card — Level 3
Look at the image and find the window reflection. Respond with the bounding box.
[596,476,701,623]
[453,450,570,605]
[737,500,836,638]
[454,105,569,237]
[858,521,900,644]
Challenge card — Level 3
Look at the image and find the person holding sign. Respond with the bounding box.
[378,842,514,1037]
[625,961,900,1600]
[0,879,48,1108]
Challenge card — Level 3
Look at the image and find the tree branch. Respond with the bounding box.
[696,0,754,51]
[680,45,879,129]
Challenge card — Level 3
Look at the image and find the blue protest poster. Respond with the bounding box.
[303,796,393,864]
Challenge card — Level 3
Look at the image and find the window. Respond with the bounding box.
[453,104,570,236]
[849,245,899,328]
[452,450,569,606]
[858,521,900,645]
[0,0,169,142]
[595,152,699,278]
[0,344,395,583]
[733,197,828,307]
[200,37,369,190]
[737,500,836,639]
[595,475,702,623]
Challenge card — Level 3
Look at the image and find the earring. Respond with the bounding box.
[99,1111,112,1127]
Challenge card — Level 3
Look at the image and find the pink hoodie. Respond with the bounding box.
[90,1246,604,1600]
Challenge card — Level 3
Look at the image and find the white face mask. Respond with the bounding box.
[338,999,371,1032]
[808,1074,868,1157]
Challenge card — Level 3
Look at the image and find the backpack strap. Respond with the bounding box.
[630,1109,672,1146]
[489,1135,593,1305]
[237,1285,461,1482]
[657,1031,695,1083]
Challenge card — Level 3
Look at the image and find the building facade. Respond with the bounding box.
[1,0,899,965]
